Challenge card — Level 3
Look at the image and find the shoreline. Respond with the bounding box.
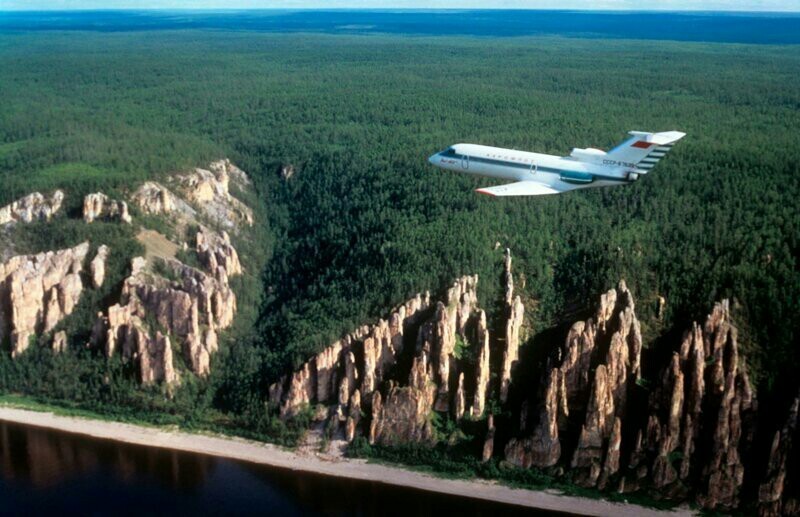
[0,406,690,517]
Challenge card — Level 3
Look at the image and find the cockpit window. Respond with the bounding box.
[442,147,457,157]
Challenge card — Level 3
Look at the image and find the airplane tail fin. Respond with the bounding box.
[607,131,686,171]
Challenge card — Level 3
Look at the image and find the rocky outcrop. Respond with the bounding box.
[95,284,179,386]
[370,380,436,445]
[271,275,500,444]
[272,250,540,454]
[179,159,254,230]
[52,330,67,353]
[80,160,251,384]
[90,245,110,289]
[271,291,431,419]
[505,365,567,469]
[0,191,64,226]
[196,229,242,277]
[132,182,178,215]
[759,390,799,517]
[0,243,89,356]
[503,282,638,473]
[1,160,252,384]
[500,249,524,404]
[92,216,243,383]
[483,414,496,462]
[492,276,759,511]
[137,331,176,386]
[470,309,491,417]
[93,252,236,381]
[570,281,642,487]
[628,300,756,510]
[82,193,132,224]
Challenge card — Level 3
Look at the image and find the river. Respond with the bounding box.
[0,420,559,516]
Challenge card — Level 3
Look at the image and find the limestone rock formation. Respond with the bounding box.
[196,229,242,277]
[759,390,799,517]
[370,381,436,445]
[0,191,64,226]
[92,252,236,383]
[502,281,639,474]
[179,159,254,230]
[505,366,567,469]
[84,160,251,383]
[627,299,756,510]
[265,244,786,514]
[90,245,110,289]
[132,182,178,215]
[272,291,431,419]
[272,252,541,454]
[570,281,642,486]
[482,414,496,462]
[500,248,524,404]
[82,193,132,224]
[271,272,499,448]
[0,242,89,356]
[471,309,491,417]
[52,330,67,353]
[496,279,759,511]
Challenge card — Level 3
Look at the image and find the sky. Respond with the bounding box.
[1,0,799,11]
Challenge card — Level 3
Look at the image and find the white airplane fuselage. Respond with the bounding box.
[427,131,685,197]
[428,143,633,193]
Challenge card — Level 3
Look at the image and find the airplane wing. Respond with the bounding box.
[475,181,561,197]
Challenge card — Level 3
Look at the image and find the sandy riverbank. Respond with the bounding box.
[0,406,691,517]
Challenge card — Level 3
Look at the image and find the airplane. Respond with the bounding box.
[428,130,685,196]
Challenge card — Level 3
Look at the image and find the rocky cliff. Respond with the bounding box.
[2,160,253,387]
[759,389,800,516]
[83,193,132,224]
[90,247,237,385]
[0,243,93,357]
[268,250,525,448]
[271,248,797,512]
[0,191,64,227]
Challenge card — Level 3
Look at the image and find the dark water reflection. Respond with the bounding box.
[0,420,560,516]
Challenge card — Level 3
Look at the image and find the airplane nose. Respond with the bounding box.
[428,153,439,165]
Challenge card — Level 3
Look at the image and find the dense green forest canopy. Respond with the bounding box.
[0,31,798,408]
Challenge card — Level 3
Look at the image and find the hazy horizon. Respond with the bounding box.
[2,2,799,13]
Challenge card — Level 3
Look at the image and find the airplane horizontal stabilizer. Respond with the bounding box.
[475,181,561,197]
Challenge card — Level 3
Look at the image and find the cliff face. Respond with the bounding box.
[272,248,790,512]
[0,191,64,227]
[91,246,238,385]
[3,160,253,388]
[501,286,758,510]
[83,193,132,224]
[270,249,526,450]
[759,390,800,516]
[0,243,91,356]
[88,161,250,385]
[179,159,254,230]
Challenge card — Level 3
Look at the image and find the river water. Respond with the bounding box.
[0,420,559,516]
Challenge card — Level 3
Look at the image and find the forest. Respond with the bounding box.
[0,29,798,478]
